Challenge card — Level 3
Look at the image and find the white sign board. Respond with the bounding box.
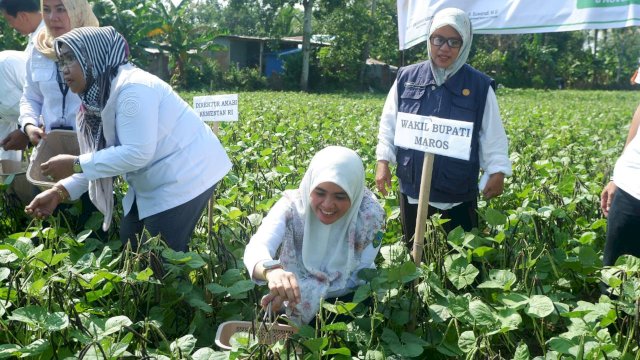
[397,0,640,50]
[193,94,238,122]
[394,112,473,160]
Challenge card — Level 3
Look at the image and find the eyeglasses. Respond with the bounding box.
[430,35,463,49]
[57,52,78,71]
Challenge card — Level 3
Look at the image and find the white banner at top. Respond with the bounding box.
[398,0,640,50]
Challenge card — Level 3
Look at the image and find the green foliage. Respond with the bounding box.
[2,89,640,358]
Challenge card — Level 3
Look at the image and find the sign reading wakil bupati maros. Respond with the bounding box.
[394,112,473,160]
[193,94,238,122]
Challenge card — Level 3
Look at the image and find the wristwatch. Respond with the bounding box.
[261,259,282,278]
[73,157,83,173]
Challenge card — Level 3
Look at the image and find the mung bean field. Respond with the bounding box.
[0,89,638,359]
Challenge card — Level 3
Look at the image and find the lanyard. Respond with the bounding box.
[56,66,69,123]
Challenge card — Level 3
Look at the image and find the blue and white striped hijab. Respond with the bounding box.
[55,26,129,231]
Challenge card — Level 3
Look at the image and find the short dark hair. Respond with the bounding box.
[0,0,40,17]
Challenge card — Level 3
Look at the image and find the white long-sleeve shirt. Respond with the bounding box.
[19,44,80,132]
[243,195,380,297]
[613,122,640,200]
[376,79,512,208]
[0,50,27,161]
[59,65,232,219]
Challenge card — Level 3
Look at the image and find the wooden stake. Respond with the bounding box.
[412,153,434,265]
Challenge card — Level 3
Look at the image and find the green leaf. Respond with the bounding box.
[324,347,351,356]
[512,342,530,360]
[525,295,555,318]
[468,299,496,327]
[0,344,21,358]
[192,348,228,360]
[170,335,197,355]
[0,268,10,282]
[8,306,69,331]
[103,316,133,337]
[477,269,517,291]
[498,293,530,310]
[484,208,507,226]
[227,280,254,297]
[19,339,50,357]
[457,330,476,353]
[446,257,478,289]
[303,337,328,352]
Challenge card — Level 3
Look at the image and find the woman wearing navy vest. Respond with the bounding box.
[375,8,512,243]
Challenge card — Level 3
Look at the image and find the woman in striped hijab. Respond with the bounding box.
[27,26,232,252]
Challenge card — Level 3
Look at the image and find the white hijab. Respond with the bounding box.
[427,7,473,86]
[298,146,364,278]
[279,146,369,325]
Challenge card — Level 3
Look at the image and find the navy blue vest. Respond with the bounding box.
[395,61,495,202]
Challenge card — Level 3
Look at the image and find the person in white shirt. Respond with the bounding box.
[0,0,42,51]
[0,0,44,152]
[244,146,385,325]
[0,51,27,161]
[600,104,640,266]
[375,8,511,243]
[2,0,98,152]
[26,26,232,252]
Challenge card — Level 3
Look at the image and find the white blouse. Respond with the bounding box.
[0,50,27,160]
[60,65,232,219]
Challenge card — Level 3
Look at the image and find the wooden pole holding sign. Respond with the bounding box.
[411,153,434,265]
[193,94,238,245]
[393,112,475,265]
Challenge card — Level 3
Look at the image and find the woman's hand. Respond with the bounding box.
[41,155,76,181]
[261,269,301,312]
[25,187,64,219]
[375,160,392,196]
[601,181,617,217]
[24,124,46,146]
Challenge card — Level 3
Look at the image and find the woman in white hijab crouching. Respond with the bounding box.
[244,146,385,326]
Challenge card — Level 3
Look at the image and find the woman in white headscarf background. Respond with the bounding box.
[244,146,385,326]
[1,0,98,150]
[25,26,232,252]
[375,8,511,243]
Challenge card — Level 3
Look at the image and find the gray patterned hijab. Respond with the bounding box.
[427,8,472,86]
[55,26,129,231]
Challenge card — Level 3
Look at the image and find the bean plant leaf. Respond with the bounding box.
[484,208,507,227]
[324,347,351,356]
[469,299,496,327]
[20,339,50,357]
[446,257,478,289]
[457,331,476,353]
[227,280,255,297]
[512,342,530,360]
[192,348,228,360]
[8,306,69,331]
[303,337,328,352]
[478,269,517,291]
[0,249,18,264]
[0,344,21,358]
[0,268,10,282]
[363,350,385,360]
[382,328,424,357]
[498,293,530,310]
[352,284,370,303]
[496,308,522,333]
[170,335,197,355]
[525,295,555,318]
